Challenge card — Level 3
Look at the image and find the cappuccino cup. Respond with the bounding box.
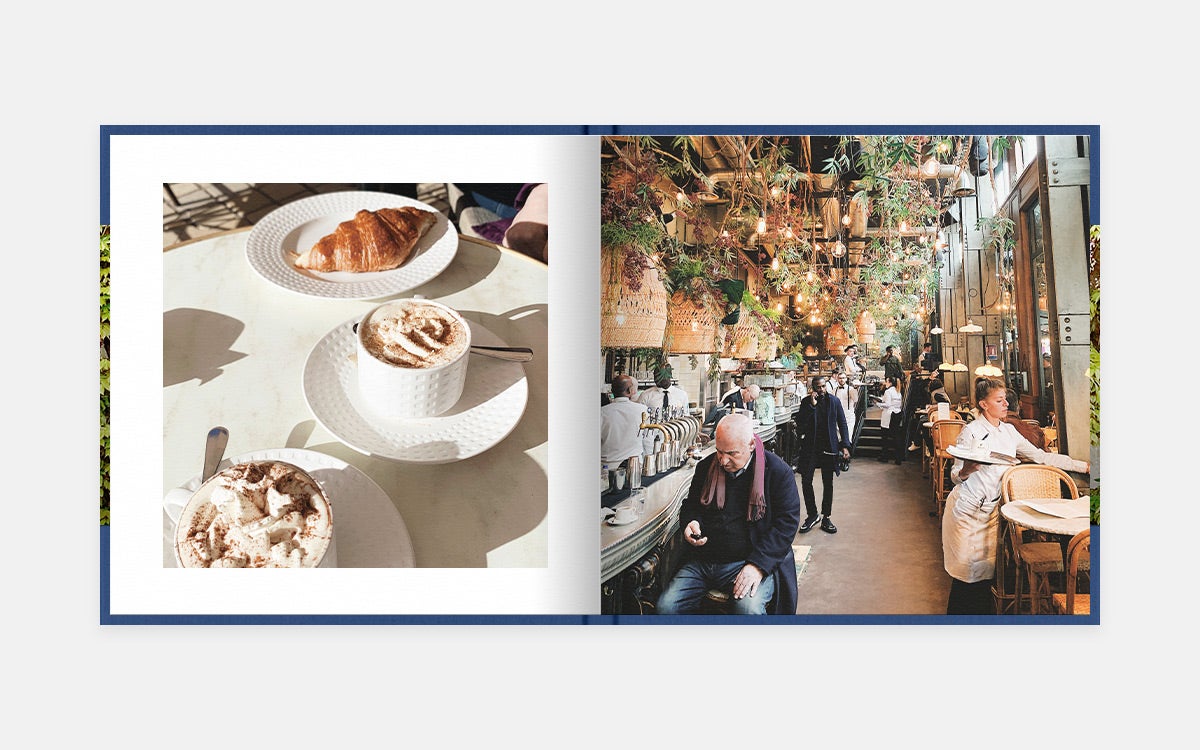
[173,460,335,568]
[356,297,471,419]
[612,504,637,524]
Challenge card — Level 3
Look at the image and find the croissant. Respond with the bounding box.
[294,207,438,272]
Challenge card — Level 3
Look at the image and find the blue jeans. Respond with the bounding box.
[657,560,776,615]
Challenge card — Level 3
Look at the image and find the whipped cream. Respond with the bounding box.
[361,300,468,368]
[175,461,332,568]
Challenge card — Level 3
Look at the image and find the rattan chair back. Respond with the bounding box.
[1000,463,1079,501]
[1052,529,1091,615]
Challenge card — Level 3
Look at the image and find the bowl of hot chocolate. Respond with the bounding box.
[355,297,471,419]
[173,460,335,568]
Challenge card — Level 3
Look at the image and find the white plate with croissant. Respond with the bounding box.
[246,191,458,299]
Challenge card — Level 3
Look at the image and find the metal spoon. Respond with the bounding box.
[469,345,533,362]
[203,426,229,482]
[164,426,229,525]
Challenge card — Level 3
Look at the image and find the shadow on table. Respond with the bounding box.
[458,305,548,454]
[409,238,502,300]
[304,438,547,568]
[163,308,247,386]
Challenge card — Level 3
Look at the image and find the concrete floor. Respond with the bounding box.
[793,407,951,615]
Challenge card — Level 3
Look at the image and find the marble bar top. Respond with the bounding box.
[601,449,709,582]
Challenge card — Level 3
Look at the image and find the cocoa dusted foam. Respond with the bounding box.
[361,299,468,368]
[175,461,332,568]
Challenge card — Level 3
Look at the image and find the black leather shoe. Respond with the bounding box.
[799,515,822,533]
[820,517,838,534]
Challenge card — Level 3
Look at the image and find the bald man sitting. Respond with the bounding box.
[656,413,802,615]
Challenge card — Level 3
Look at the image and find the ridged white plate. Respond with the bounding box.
[302,317,528,463]
[163,448,415,568]
[245,191,457,299]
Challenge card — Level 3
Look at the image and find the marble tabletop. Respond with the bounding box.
[1000,498,1091,537]
[163,229,547,568]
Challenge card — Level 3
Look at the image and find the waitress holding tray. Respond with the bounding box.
[941,378,1089,615]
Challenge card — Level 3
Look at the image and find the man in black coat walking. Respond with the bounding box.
[793,375,852,534]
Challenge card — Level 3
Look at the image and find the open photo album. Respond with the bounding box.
[101,125,1099,624]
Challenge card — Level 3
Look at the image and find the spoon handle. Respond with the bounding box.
[203,426,229,482]
[470,346,534,362]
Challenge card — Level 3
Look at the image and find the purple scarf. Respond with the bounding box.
[699,434,766,521]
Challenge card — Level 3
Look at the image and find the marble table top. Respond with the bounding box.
[163,230,547,568]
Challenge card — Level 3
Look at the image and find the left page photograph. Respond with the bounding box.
[104,129,600,621]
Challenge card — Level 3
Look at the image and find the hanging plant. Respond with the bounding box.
[601,137,671,292]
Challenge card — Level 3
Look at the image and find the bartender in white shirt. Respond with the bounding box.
[829,370,858,438]
[637,371,689,419]
[600,374,648,467]
[843,343,865,383]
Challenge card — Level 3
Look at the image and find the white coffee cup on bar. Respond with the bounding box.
[356,297,472,420]
[612,504,637,524]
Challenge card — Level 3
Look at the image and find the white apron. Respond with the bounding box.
[941,485,1001,583]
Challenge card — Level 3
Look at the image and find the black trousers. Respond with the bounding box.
[880,423,907,462]
[798,452,837,519]
[946,578,994,615]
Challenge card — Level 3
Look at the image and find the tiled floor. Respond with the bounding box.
[163,183,450,247]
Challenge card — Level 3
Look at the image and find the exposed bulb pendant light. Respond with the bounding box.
[832,240,846,258]
[757,209,767,234]
[920,155,941,178]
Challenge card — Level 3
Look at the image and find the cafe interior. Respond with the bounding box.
[598,133,1097,618]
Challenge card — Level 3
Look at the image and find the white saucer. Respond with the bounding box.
[302,316,528,464]
[163,447,415,568]
[606,516,638,527]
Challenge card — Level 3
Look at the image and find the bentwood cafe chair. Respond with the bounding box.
[929,419,965,519]
[997,465,1079,615]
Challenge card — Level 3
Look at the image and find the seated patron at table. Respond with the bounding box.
[600,374,648,470]
[919,342,941,373]
[722,383,760,412]
[656,413,802,615]
[927,374,950,405]
[941,378,1090,615]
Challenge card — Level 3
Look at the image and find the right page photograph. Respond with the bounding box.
[597,131,1097,621]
